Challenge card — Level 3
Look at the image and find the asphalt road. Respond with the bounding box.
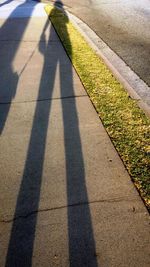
[55,0,150,87]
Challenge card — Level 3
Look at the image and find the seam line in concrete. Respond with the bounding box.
[0,39,60,43]
[18,43,38,77]
[0,197,139,223]
[0,94,88,105]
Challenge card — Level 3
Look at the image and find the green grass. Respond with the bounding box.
[45,5,150,210]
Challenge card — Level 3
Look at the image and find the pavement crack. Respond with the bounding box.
[0,94,88,105]
[0,40,59,43]
[18,44,38,77]
[0,197,137,223]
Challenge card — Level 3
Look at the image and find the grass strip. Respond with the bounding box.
[45,5,150,210]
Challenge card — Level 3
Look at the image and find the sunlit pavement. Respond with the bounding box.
[0,1,150,266]
[0,0,46,18]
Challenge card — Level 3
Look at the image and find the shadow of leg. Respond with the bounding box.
[60,44,98,267]
[5,20,57,267]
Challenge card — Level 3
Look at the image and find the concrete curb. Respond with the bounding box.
[67,12,150,118]
[48,3,150,118]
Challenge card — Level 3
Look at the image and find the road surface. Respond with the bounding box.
[56,0,150,87]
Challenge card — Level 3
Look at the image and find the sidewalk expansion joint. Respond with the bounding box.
[0,197,139,224]
[0,94,88,105]
[0,40,59,43]
[0,40,38,43]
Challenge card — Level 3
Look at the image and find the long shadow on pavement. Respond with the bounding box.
[5,2,98,266]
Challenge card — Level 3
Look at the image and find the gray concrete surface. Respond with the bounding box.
[54,0,150,88]
[0,1,150,267]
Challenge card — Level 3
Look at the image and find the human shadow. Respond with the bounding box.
[0,0,37,134]
[5,1,98,266]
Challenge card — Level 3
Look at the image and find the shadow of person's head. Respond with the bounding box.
[39,0,70,55]
[51,0,69,24]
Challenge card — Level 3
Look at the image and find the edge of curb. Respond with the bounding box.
[67,12,150,118]
[47,3,150,118]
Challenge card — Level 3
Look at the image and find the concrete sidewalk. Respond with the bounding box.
[0,9,149,267]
